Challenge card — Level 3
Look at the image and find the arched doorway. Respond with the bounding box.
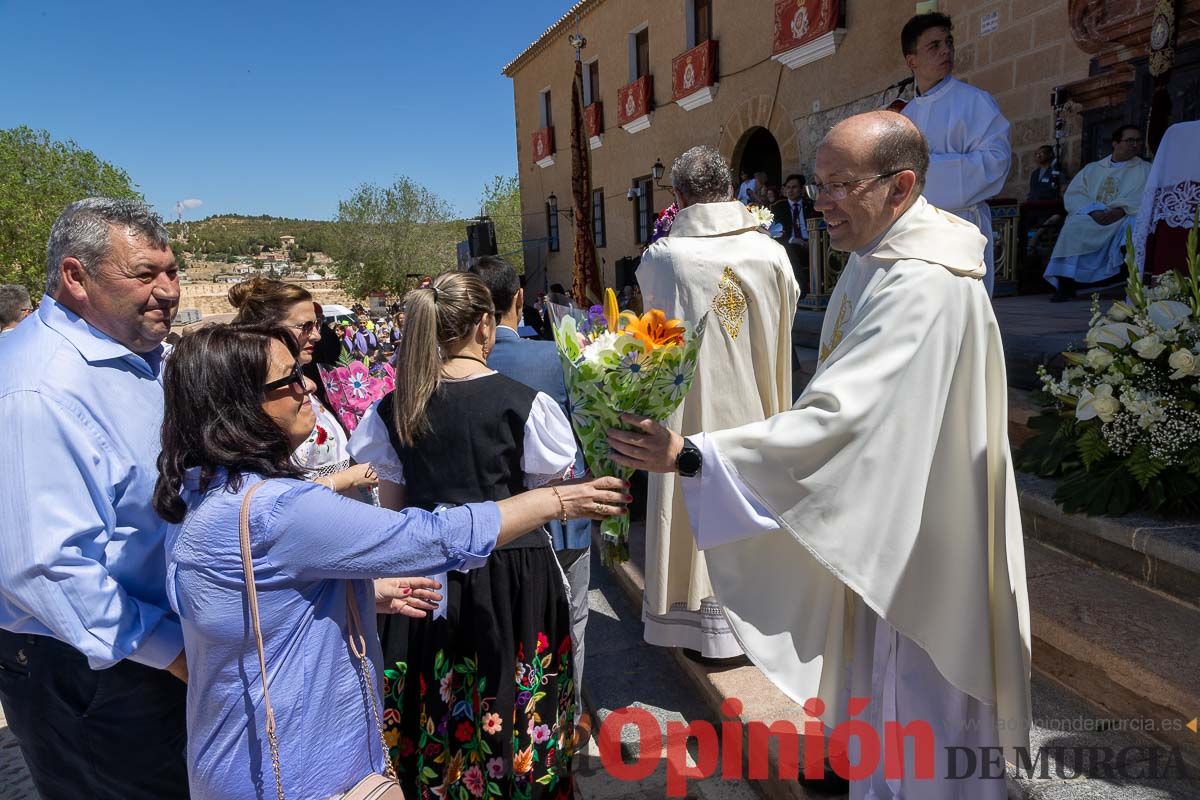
[733,127,783,193]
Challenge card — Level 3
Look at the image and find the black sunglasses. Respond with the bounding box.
[263,361,305,392]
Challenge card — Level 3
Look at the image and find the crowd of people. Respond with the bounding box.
[0,197,625,799]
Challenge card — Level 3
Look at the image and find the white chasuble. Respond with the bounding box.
[679,198,1032,785]
[1045,155,1151,287]
[901,77,1011,296]
[635,200,799,658]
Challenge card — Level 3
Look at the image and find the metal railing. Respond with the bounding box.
[797,202,1023,309]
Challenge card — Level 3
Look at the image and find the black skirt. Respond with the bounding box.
[379,542,575,800]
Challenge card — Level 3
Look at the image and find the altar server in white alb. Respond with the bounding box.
[636,145,799,659]
[900,11,1010,296]
[1044,124,1151,301]
[610,112,1031,799]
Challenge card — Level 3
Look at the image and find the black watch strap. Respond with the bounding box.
[676,437,703,477]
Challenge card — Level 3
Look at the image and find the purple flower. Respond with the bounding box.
[516,690,532,707]
[650,203,680,243]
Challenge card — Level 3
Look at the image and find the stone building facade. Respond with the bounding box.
[503,0,1195,292]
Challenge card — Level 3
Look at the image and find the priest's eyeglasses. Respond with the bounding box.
[804,170,907,201]
[263,361,306,392]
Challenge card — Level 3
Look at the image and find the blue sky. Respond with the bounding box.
[0,0,573,221]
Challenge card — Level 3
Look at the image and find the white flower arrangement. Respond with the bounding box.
[1020,220,1200,516]
[746,204,784,238]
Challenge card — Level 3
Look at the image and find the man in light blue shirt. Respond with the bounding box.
[0,284,32,339]
[0,198,189,799]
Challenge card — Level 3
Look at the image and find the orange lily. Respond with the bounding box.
[603,287,620,332]
[622,309,686,351]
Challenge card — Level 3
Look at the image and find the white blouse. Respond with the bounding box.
[347,372,576,488]
[293,396,351,478]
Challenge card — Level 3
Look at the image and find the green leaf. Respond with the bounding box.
[1076,425,1110,469]
[1183,448,1200,481]
[1016,410,1080,477]
[1126,443,1166,489]
[1054,460,1137,516]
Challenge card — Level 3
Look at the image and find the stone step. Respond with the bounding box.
[1019,473,1200,607]
[1008,387,1041,449]
[597,525,836,800]
[1025,538,1200,771]
[578,549,773,800]
[601,525,1200,796]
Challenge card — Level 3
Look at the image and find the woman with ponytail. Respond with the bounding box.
[153,324,625,798]
[228,277,373,495]
[348,271,605,798]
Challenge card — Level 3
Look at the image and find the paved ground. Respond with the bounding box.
[0,706,36,800]
[574,558,769,800]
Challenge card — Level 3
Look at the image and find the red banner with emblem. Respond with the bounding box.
[672,39,718,100]
[772,0,840,55]
[617,75,653,126]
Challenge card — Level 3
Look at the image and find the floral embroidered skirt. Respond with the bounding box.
[380,544,575,800]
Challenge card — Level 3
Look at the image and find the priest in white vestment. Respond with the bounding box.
[611,112,1031,799]
[899,12,1010,296]
[636,146,800,658]
[1045,125,1151,301]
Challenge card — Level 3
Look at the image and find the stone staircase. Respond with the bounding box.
[583,297,1200,797]
[597,518,1200,799]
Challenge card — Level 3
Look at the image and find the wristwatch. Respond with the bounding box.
[675,437,703,477]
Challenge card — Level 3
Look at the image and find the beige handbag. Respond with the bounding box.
[239,481,406,800]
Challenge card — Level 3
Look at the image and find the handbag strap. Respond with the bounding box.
[239,480,399,798]
[345,586,400,782]
[239,480,286,800]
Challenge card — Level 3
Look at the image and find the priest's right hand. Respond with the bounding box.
[607,414,684,473]
[1089,208,1125,225]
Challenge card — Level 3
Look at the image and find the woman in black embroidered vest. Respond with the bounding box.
[348,272,612,799]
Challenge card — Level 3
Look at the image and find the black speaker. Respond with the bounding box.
[467,218,497,257]
[615,256,640,289]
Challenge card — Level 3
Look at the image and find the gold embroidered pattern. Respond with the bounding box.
[1097,175,1120,205]
[819,293,852,363]
[712,266,748,339]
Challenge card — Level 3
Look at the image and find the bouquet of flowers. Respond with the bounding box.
[650,203,680,243]
[318,355,396,434]
[551,289,707,564]
[1018,220,1200,516]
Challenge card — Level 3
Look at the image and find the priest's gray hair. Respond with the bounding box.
[870,115,930,196]
[45,198,171,296]
[670,146,734,203]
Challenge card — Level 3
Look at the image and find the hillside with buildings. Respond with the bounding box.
[173,223,354,320]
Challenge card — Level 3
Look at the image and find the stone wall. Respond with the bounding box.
[508,0,1098,290]
[942,0,1092,199]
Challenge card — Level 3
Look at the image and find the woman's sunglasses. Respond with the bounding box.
[263,361,305,392]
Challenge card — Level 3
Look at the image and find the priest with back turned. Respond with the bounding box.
[609,111,1031,799]
[635,145,799,660]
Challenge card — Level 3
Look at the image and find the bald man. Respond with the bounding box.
[610,112,1031,799]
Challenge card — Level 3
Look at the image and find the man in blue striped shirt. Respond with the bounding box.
[0,198,189,799]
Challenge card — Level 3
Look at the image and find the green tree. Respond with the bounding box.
[328,177,458,296]
[479,174,524,274]
[170,241,188,270]
[0,127,142,296]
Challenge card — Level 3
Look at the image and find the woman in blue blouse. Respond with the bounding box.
[152,325,626,799]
